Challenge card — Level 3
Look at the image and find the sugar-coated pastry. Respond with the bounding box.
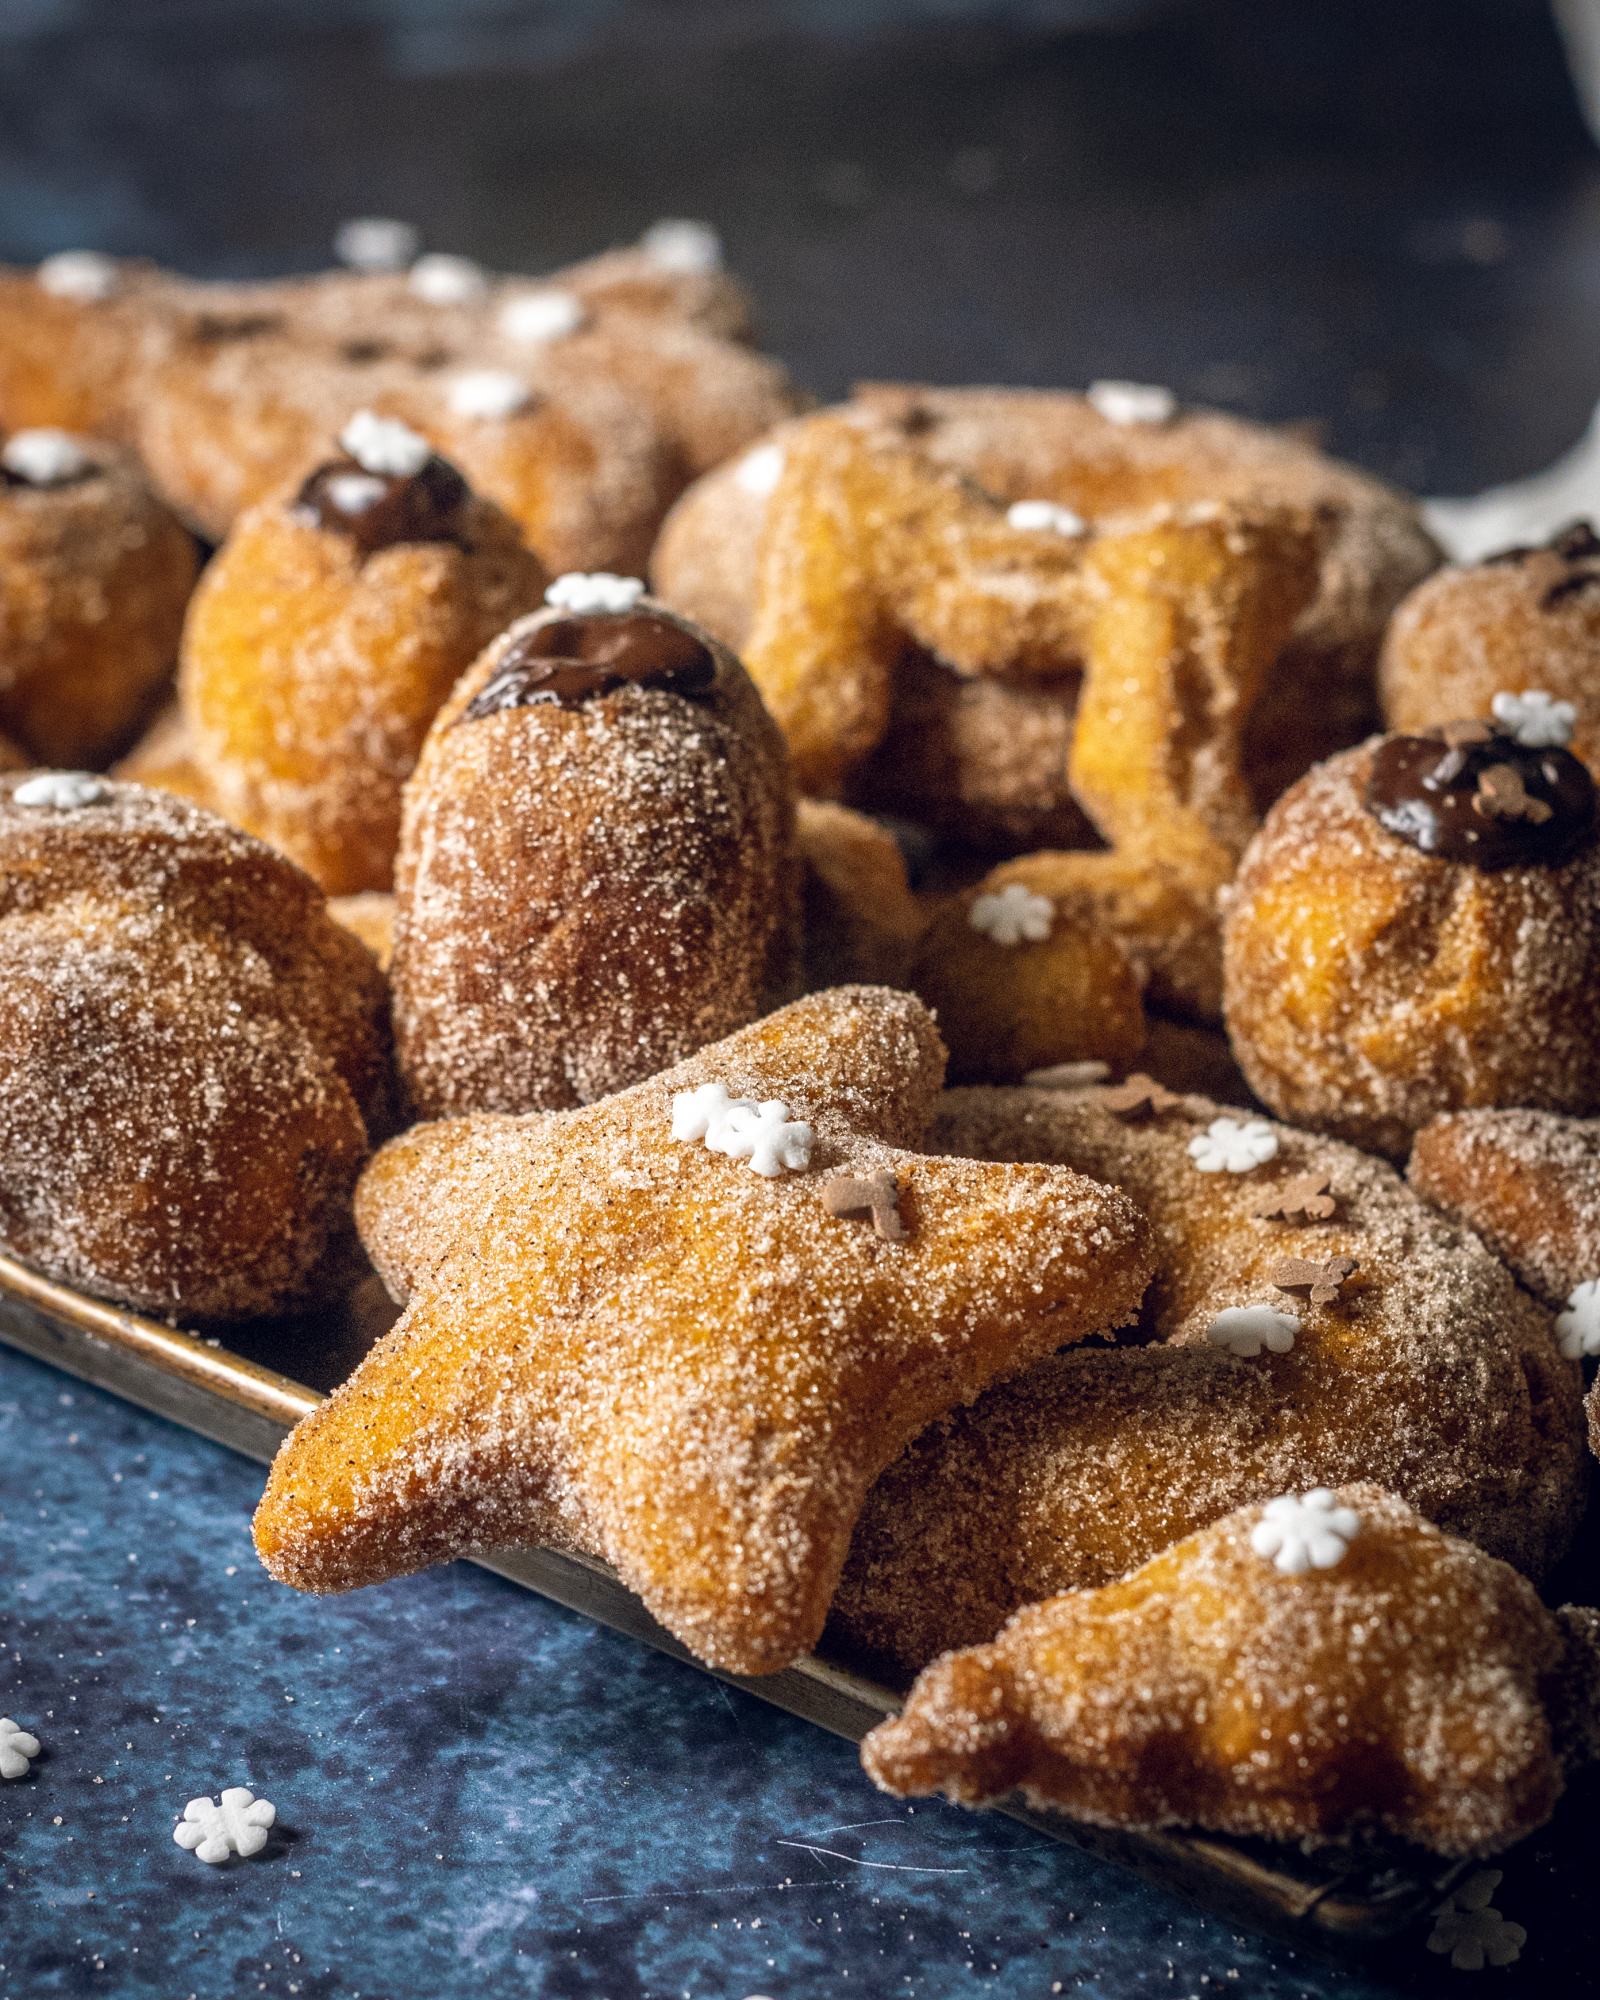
[390,585,799,1116]
[0,432,197,766]
[831,1086,1584,1675]
[0,255,175,437]
[909,862,1147,1084]
[253,988,1155,1674]
[1409,1108,1600,1311]
[795,799,925,990]
[1223,726,1600,1157]
[179,419,547,894]
[863,1486,1600,1859]
[1380,523,1600,770]
[654,386,1437,844]
[0,776,391,1320]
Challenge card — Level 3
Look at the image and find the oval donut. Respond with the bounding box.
[830,1083,1587,1677]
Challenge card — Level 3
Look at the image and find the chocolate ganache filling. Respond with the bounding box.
[294,453,469,555]
[1365,724,1596,869]
[462,612,717,719]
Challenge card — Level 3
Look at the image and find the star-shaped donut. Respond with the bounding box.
[254,987,1152,1673]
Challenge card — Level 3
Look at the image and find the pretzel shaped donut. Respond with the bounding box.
[831,1084,1586,1677]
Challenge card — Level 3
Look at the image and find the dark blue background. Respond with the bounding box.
[3,2,1600,1992]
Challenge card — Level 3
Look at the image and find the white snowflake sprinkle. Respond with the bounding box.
[1188,1116,1279,1174]
[1205,1305,1299,1357]
[1491,688,1578,749]
[735,442,786,497]
[37,250,118,301]
[1087,379,1177,427]
[969,884,1054,947]
[14,771,112,811]
[545,571,646,615]
[670,1084,813,1177]
[671,1081,748,1145]
[333,216,420,272]
[1006,498,1085,537]
[339,410,433,478]
[446,369,533,421]
[173,1787,277,1864]
[2,429,93,486]
[1428,1903,1526,1972]
[497,287,587,345]
[0,1718,41,1780]
[1250,1489,1362,1574]
[1556,1278,1600,1360]
[640,217,722,274]
[408,252,488,305]
[322,470,389,516]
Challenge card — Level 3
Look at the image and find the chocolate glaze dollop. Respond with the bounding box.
[1364,725,1596,870]
[461,611,717,719]
[294,452,469,555]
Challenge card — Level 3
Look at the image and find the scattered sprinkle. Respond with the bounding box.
[1249,1490,1362,1574]
[1205,1305,1299,1357]
[1098,1074,1183,1118]
[640,217,723,274]
[497,286,587,344]
[969,883,1053,946]
[1006,498,1085,536]
[173,1787,277,1864]
[0,1718,41,1780]
[1475,762,1553,825]
[14,771,112,811]
[333,216,420,272]
[1,428,92,486]
[671,1083,814,1178]
[36,249,117,300]
[408,252,488,304]
[1189,1116,1280,1174]
[1270,1254,1359,1306]
[1021,1059,1111,1090]
[735,442,786,497]
[1087,379,1177,426]
[446,369,533,421]
[1490,688,1577,749]
[1555,1278,1600,1359]
[1428,1901,1526,1972]
[1249,1173,1338,1222]
[822,1171,907,1242]
[339,410,433,478]
[545,571,646,615]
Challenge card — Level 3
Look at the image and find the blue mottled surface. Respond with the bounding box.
[1,1344,1593,1998]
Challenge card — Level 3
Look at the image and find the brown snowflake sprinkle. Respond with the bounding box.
[822,1170,907,1242]
[1270,1255,1359,1305]
[1474,763,1554,825]
[1097,1074,1182,1119]
[1249,1173,1338,1223]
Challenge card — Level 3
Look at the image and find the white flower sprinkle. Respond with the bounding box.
[1006,498,1085,536]
[735,443,786,497]
[969,884,1054,947]
[1188,1116,1280,1174]
[497,287,587,345]
[446,369,533,421]
[670,1083,813,1177]
[339,410,433,478]
[1490,688,1578,749]
[1,429,92,487]
[1555,1278,1600,1360]
[545,571,646,616]
[14,772,112,811]
[1427,1901,1526,1972]
[1205,1305,1300,1357]
[0,1719,41,1780]
[36,250,118,301]
[1087,379,1177,427]
[640,217,723,274]
[333,216,420,273]
[408,253,488,305]
[1249,1490,1362,1574]
[173,1787,277,1864]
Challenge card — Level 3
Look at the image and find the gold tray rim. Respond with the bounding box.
[0,1247,1466,1946]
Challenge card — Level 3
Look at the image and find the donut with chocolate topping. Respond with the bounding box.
[390,587,800,1115]
[178,422,546,894]
[1222,729,1600,1156]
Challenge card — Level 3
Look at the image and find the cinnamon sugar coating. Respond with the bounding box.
[653,386,1437,845]
[863,1486,1597,1859]
[0,442,197,766]
[254,988,1154,1674]
[1409,1108,1600,1308]
[831,1087,1584,1675]
[1222,736,1600,1158]
[0,778,391,1320]
[1381,538,1600,771]
[390,599,799,1116]
[795,799,925,990]
[178,460,546,894]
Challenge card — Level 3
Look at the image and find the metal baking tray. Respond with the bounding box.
[0,1248,1467,1945]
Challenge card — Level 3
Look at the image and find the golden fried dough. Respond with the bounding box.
[864,1486,1599,1858]
[795,798,925,990]
[0,775,391,1320]
[831,1085,1584,1675]
[254,988,1154,1674]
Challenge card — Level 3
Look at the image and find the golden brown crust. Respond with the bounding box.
[0,443,197,766]
[831,1086,1585,1676]
[389,599,800,1116]
[795,799,925,990]
[254,988,1155,1674]
[1222,737,1600,1157]
[1408,1108,1600,1308]
[179,470,547,894]
[0,777,392,1320]
[863,1485,1590,1859]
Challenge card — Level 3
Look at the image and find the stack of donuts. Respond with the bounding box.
[3,222,1600,1877]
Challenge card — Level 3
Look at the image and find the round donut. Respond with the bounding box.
[0,431,197,766]
[0,255,177,437]
[390,591,799,1116]
[1223,727,1600,1158]
[830,1084,1585,1677]
[178,424,547,894]
[1380,524,1600,771]
[0,774,392,1321]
